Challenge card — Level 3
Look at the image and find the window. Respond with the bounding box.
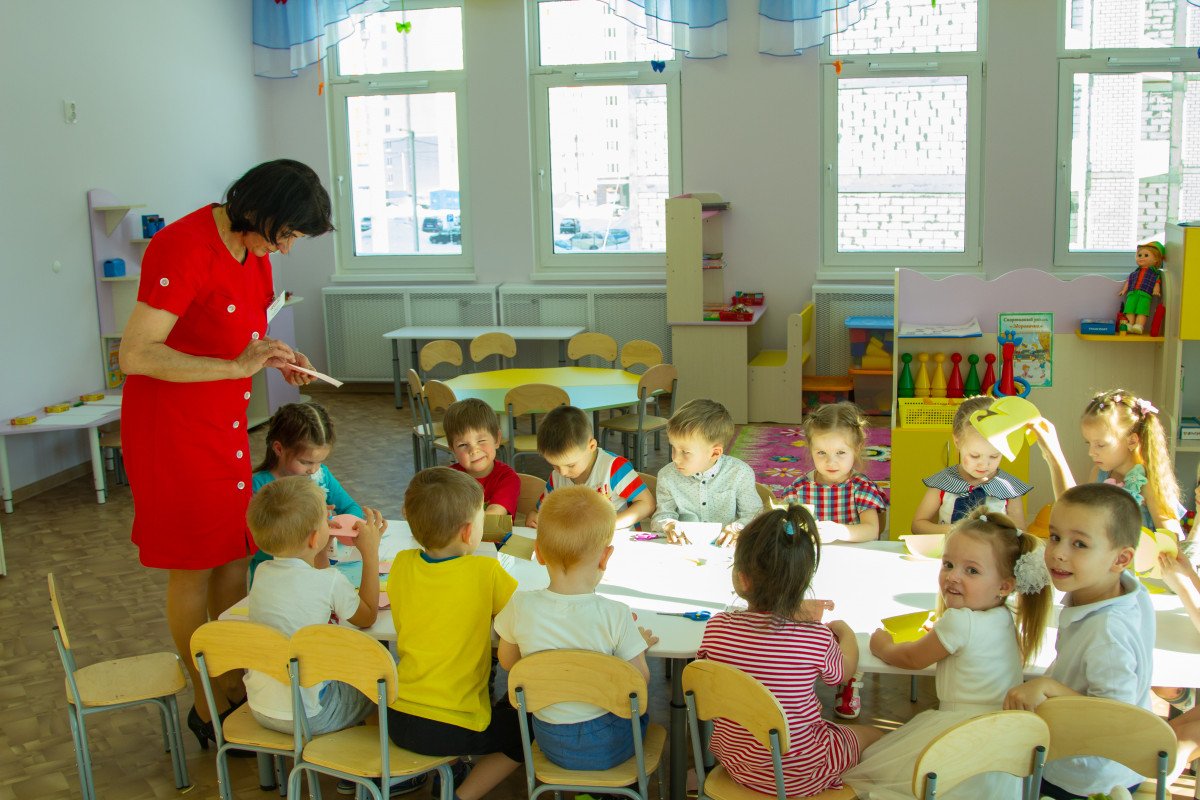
[328,2,470,277]
[530,0,682,276]
[821,0,983,271]
[1056,0,1200,269]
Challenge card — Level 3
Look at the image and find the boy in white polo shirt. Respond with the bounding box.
[1004,483,1154,799]
[495,485,658,770]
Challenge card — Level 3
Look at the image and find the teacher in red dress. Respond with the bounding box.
[119,160,331,743]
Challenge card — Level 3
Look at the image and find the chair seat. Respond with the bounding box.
[302,725,457,777]
[433,437,452,453]
[67,652,187,707]
[531,722,666,788]
[598,415,670,434]
[703,765,857,800]
[749,350,788,368]
[510,434,538,453]
[414,421,444,438]
[221,705,296,750]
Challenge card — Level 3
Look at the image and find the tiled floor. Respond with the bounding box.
[0,388,1191,799]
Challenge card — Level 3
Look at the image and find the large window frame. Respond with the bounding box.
[819,5,986,276]
[527,0,683,280]
[1054,2,1198,272]
[327,0,473,279]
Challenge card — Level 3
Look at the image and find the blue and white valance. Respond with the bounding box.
[253,0,389,78]
[599,0,728,59]
[759,0,878,56]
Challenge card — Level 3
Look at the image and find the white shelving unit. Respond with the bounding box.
[87,190,150,389]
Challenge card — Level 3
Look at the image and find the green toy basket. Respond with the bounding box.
[897,398,964,429]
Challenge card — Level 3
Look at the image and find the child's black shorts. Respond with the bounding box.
[386,700,526,763]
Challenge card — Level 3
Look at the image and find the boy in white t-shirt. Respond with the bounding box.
[244,476,384,735]
[495,485,659,770]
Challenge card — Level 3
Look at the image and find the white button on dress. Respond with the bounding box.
[227,304,236,313]
[237,481,246,491]
[159,278,170,287]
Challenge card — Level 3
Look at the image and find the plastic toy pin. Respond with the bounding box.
[650,60,666,73]
[631,532,666,541]
[662,610,712,621]
[968,396,1041,461]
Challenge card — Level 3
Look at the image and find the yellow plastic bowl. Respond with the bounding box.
[900,534,946,560]
[882,610,935,643]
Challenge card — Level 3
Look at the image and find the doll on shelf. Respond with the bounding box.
[1117,240,1164,335]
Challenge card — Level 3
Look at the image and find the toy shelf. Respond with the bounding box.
[99,275,139,283]
[130,237,153,244]
[1178,440,1200,454]
[1074,331,1164,342]
[92,203,146,236]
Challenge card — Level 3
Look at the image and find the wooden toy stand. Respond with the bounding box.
[890,268,1169,538]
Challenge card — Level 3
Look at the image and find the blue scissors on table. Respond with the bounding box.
[661,610,712,621]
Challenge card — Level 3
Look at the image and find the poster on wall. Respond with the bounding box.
[997,313,1053,389]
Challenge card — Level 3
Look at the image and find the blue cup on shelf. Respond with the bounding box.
[141,214,164,238]
[102,258,125,277]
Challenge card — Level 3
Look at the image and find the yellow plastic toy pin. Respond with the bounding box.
[968,396,1041,461]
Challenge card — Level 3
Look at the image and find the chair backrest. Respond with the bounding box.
[504,383,570,418]
[799,304,815,374]
[470,332,517,363]
[419,340,463,374]
[682,660,790,753]
[508,650,647,719]
[568,332,618,364]
[191,621,290,682]
[638,471,657,497]
[47,573,72,650]
[422,380,458,415]
[516,473,545,519]
[755,483,777,510]
[638,364,678,405]
[290,625,398,703]
[1036,695,1176,777]
[405,368,427,418]
[621,339,663,371]
[912,710,1049,798]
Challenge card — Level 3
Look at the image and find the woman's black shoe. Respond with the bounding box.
[188,700,255,756]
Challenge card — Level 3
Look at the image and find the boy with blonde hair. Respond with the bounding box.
[495,486,658,769]
[1004,483,1154,799]
[524,405,654,530]
[385,468,523,800]
[443,397,521,517]
[244,476,384,734]
[654,398,763,545]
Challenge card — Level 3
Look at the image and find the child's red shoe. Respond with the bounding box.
[834,674,863,719]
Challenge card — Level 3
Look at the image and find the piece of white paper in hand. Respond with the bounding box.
[284,363,344,388]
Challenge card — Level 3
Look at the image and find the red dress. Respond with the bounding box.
[124,206,274,569]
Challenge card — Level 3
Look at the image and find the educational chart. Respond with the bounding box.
[997,312,1053,388]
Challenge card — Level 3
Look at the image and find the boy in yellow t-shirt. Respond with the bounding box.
[385,468,521,800]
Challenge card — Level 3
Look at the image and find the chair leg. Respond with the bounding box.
[411,433,425,471]
[67,707,94,800]
[164,695,190,790]
[910,675,918,702]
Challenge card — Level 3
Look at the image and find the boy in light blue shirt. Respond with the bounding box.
[1004,483,1154,799]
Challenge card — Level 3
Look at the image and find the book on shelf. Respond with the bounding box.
[898,318,983,339]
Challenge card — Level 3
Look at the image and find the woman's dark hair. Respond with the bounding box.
[733,504,821,621]
[255,402,336,472]
[225,159,334,245]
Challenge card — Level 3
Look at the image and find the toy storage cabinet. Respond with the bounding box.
[1164,225,1200,495]
[667,194,771,424]
[889,427,1030,540]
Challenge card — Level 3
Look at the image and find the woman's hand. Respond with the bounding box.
[280,347,316,386]
[233,337,295,378]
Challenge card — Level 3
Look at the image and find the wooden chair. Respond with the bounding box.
[505,384,570,469]
[682,659,856,800]
[1036,696,1176,800]
[638,471,658,498]
[748,304,814,424]
[470,332,517,371]
[509,650,666,800]
[568,332,618,367]
[406,369,443,471]
[516,472,546,526]
[418,340,463,379]
[421,380,458,465]
[49,573,190,800]
[598,365,678,471]
[285,625,458,800]
[620,340,664,373]
[191,621,302,800]
[911,710,1049,799]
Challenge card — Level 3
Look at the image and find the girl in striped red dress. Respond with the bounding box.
[698,505,883,796]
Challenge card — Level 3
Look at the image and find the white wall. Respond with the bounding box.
[0,0,1062,493]
[0,0,270,491]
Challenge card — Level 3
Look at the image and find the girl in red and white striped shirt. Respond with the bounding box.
[697,505,883,796]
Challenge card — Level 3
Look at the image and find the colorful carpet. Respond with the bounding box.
[730,425,891,498]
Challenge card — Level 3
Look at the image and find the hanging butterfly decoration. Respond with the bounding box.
[650,60,665,73]
[396,0,412,33]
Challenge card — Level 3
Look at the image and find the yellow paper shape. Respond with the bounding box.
[882,610,935,643]
[1133,527,1179,578]
[969,396,1041,461]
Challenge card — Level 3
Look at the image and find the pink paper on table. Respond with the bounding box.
[378,560,393,574]
[285,363,344,388]
[378,591,391,610]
